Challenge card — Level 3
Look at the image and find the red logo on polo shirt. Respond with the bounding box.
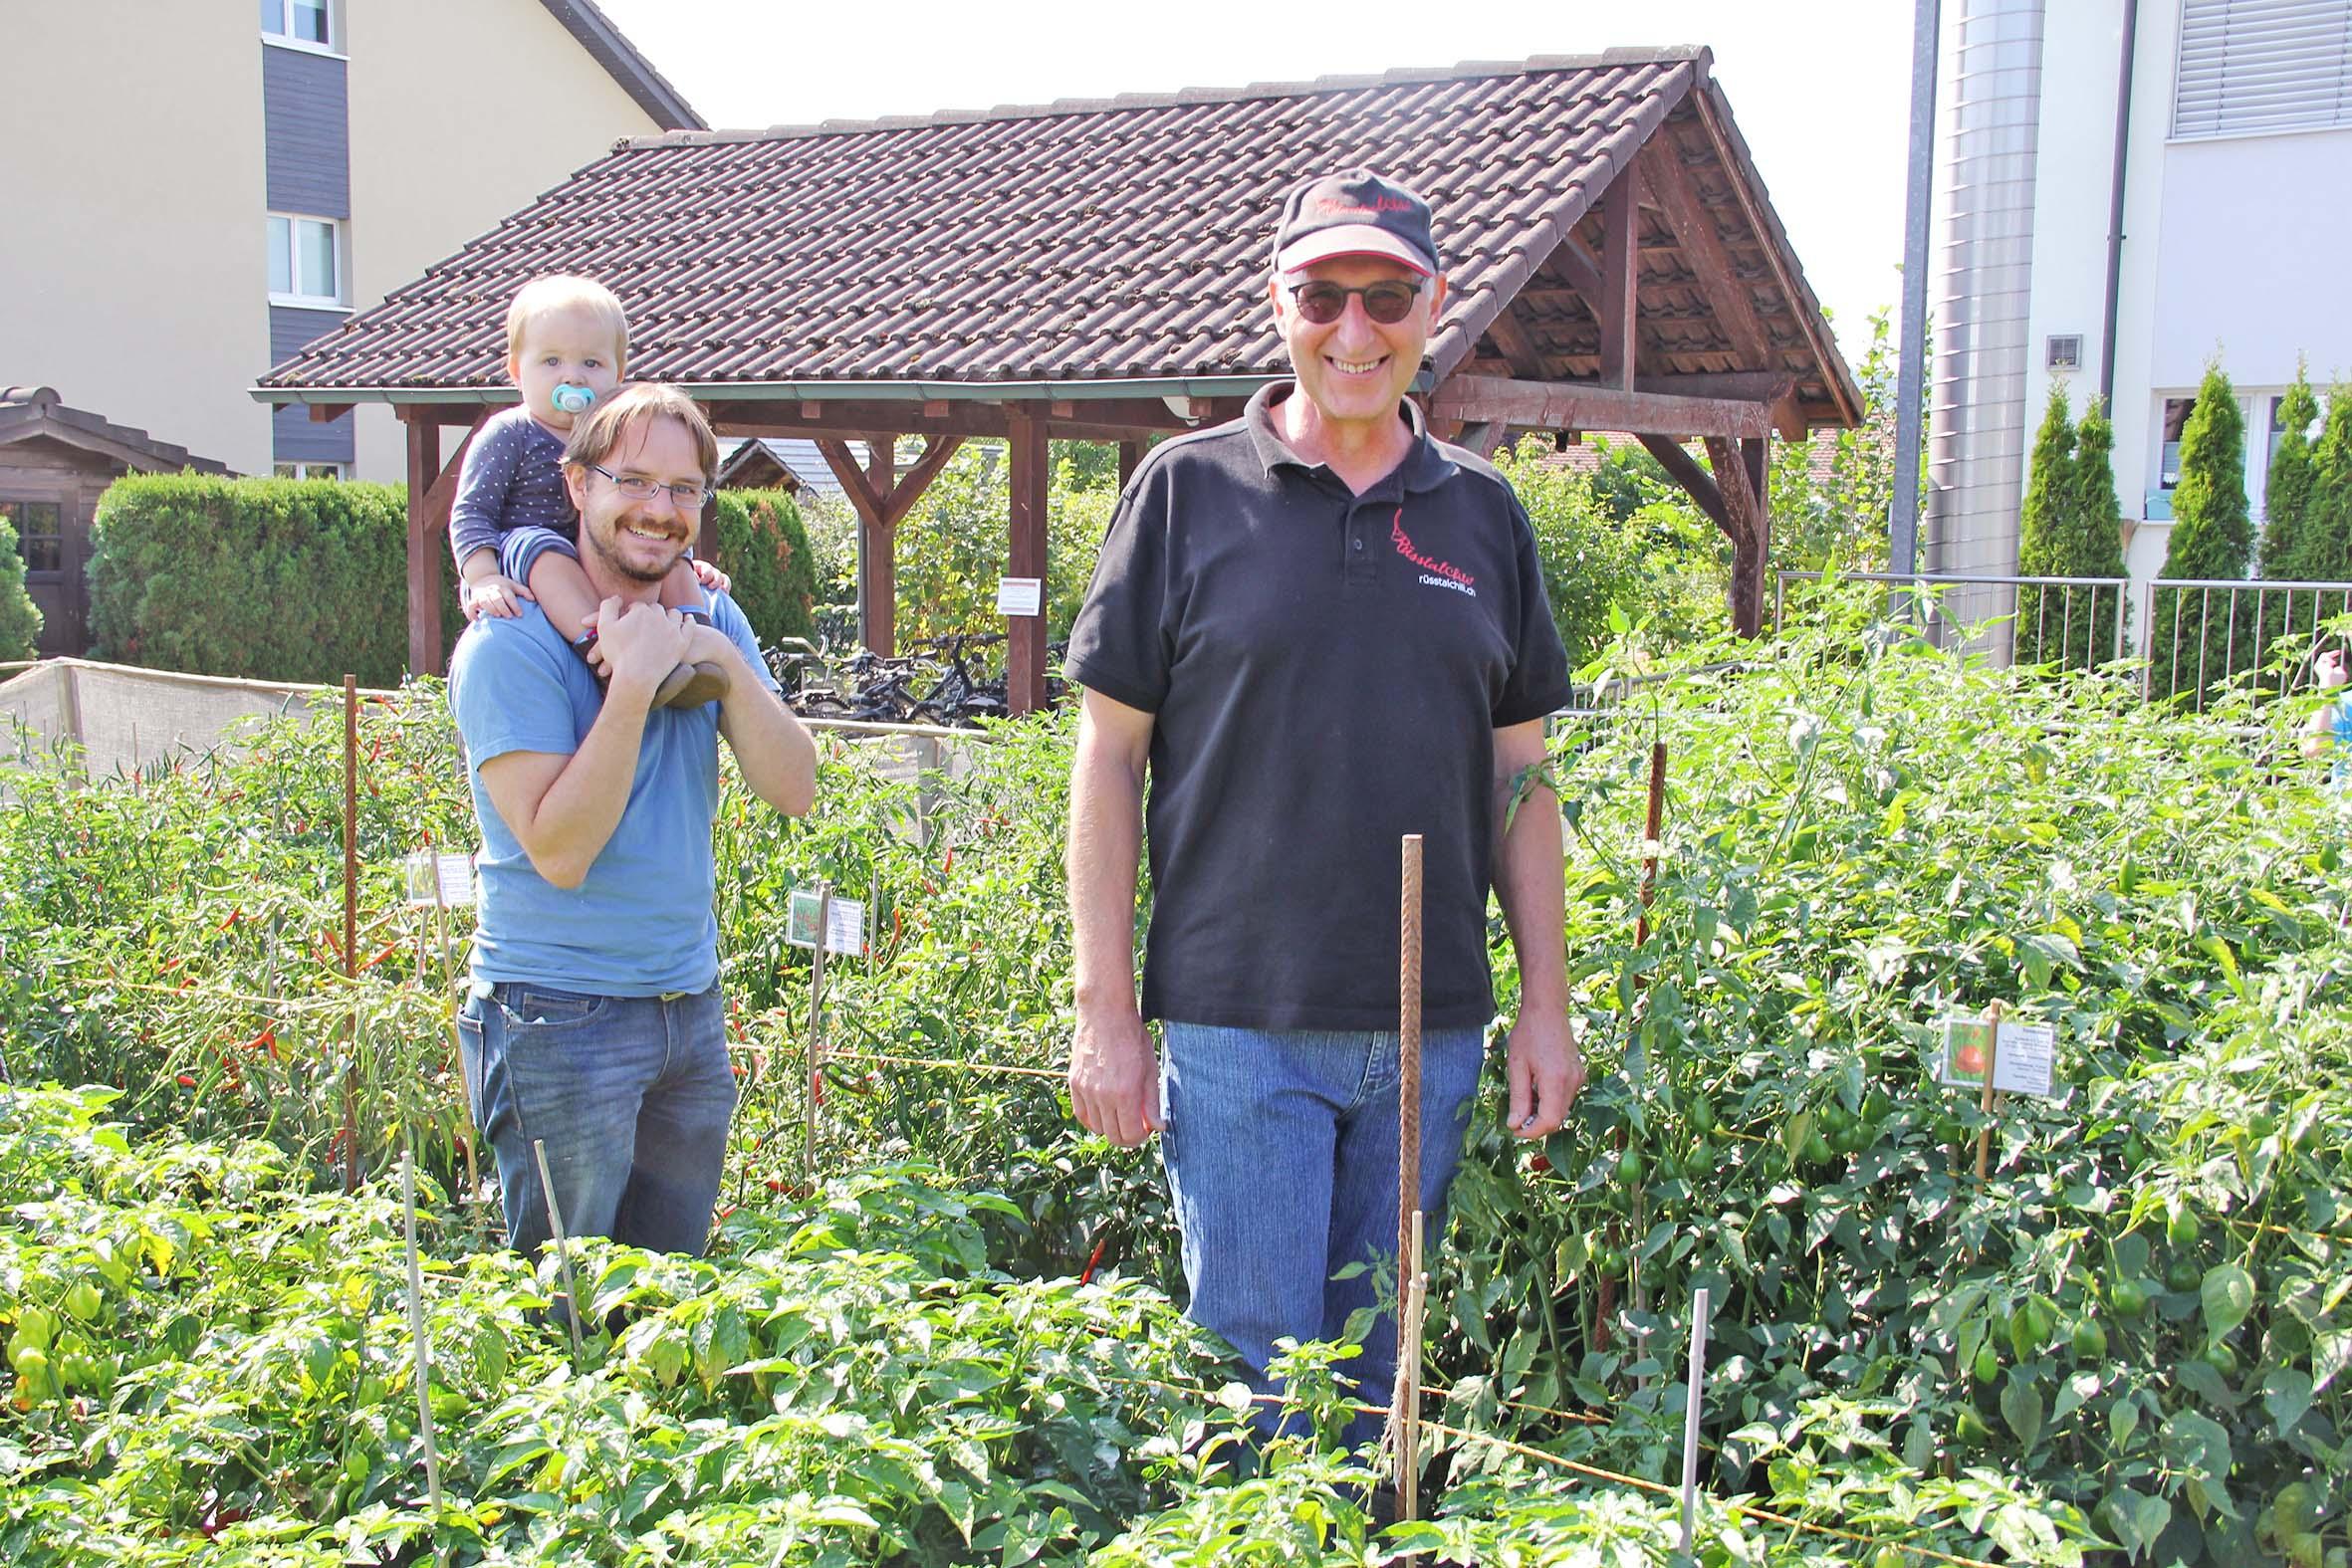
[1391,508,1477,598]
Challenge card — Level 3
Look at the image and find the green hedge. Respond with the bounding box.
[0,513,42,661]
[88,476,452,687]
[711,488,819,648]
[88,477,817,686]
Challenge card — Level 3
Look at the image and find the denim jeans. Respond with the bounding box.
[1158,1021,1487,1450]
[457,981,736,1260]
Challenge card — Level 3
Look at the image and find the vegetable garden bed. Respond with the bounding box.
[1,588,2345,1565]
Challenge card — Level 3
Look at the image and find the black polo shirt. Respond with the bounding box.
[1065,382,1572,1031]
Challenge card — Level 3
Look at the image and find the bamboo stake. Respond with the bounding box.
[806,884,833,1195]
[1606,743,1670,1353]
[1396,1208,1427,1522]
[1679,1286,1713,1554]
[399,1149,445,1537]
[429,853,477,1205]
[341,675,359,1196]
[1973,1001,2005,1181]
[532,1137,585,1367]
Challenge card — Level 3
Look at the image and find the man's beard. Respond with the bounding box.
[587,510,684,583]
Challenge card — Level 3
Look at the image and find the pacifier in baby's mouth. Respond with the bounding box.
[551,383,596,415]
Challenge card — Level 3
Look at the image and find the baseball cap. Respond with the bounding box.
[1272,170,1439,278]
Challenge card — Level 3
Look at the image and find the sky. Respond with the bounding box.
[592,0,1915,365]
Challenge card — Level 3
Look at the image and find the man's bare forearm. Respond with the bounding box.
[1067,731,1146,1017]
[1494,739,1569,1014]
[509,677,656,888]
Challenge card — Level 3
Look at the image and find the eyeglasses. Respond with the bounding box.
[587,463,708,509]
[1286,279,1423,327]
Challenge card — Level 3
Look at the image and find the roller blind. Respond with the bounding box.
[2174,0,2352,136]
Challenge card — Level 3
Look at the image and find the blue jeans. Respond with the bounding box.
[457,981,736,1260]
[1158,1022,1487,1450]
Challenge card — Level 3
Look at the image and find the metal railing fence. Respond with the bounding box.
[1771,571,2352,713]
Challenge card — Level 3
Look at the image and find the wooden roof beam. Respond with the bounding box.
[1595,175,1639,392]
[1482,309,1547,380]
[1431,373,1770,440]
[1634,141,1771,371]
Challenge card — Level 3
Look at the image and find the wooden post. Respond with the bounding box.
[806,884,832,1193]
[404,418,444,678]
[341,676,359,1196]
[1635,741,1667,944]
[1597,175,1640,391]
[1679,1286,1714,1554]
[1006,408,1049,716]
[1117,439,1146,490]
[1974,1001,2005,1180]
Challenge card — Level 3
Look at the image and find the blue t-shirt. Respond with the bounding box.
[448,593,777,995]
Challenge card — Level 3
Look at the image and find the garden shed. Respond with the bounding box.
[254,46,1859,712]
[0,386,231,657]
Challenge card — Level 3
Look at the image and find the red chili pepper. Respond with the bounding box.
[175,1073,196,1089]
[1079,1234,1109,1285]
[356,939,401,973]
[941,845,955,875]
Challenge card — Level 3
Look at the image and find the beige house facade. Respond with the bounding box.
[2,0,697,488]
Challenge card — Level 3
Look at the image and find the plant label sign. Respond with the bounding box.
[787,889,864,956]
[403,850,475,908]
[1937,1015,2057,1097]
[996,576,1044,617]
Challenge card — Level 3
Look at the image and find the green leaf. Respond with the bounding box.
[2109,1395,2141,1450]
[1999,1372,2045,1452]
[2262,1368,2313,1436]
[2104,1487,2172,1560]
[2201,1263,2254,1342]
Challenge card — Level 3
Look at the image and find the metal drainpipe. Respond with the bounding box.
[2098,0,2141,410]
[1890,0,1942,579]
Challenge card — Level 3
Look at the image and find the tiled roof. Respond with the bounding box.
[0,385,233,475]
[257,49,1857,425]
[718,437,858,495]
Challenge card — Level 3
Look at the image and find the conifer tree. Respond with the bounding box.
[2300,385,2352,656]
[2260,365,2320,578]
[2012,385,2075,666]
[2154,363,2251,701]
[2064,398,2129,667]
[2256,365,2321,677]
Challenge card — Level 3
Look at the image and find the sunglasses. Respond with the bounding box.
[1286,279,1424,326]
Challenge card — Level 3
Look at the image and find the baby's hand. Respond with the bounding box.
[690,559,733,595]
[2320,648,2349,690]
[463,573,536,621]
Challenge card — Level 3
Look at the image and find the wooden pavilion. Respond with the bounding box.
[254,47,1859,714]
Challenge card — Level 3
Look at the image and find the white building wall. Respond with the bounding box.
[344,0,667,483]
[2017,0,2127,460]
[0,8,271,474]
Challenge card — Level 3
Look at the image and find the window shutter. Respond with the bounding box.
[2174,0,2352,138]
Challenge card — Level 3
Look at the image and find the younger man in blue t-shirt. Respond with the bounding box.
[450,382,814,1263]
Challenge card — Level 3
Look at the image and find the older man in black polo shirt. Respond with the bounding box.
[1063,169,1584,1442]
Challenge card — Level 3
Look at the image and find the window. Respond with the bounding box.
[267,214,343,306]
[0,500,64,574]
[2269,393,2322,467]
[260,0,332,49]
[2174,0,2352,138]
[273,463,346,481]
[2159,397,2196,490]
